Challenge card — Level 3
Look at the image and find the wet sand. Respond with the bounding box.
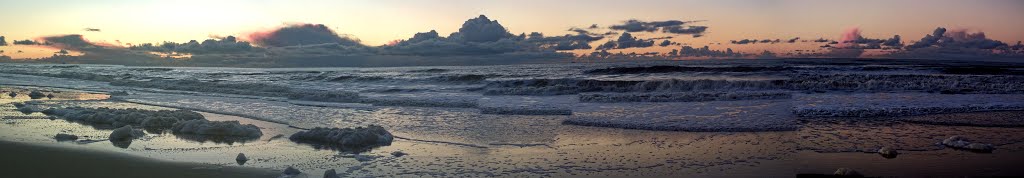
[4,86,1024,177]
[0,140,280,178]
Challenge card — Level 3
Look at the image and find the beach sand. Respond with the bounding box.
[0,140,280,178]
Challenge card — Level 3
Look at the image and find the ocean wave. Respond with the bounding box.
[787,74,1024,94]
[484,79,785,95]
[579,91,791,103]
[110,79,361,102]
[361,97,478,108]
[478,107,572,115]
[584,66,792,74]
[408,68,450,73]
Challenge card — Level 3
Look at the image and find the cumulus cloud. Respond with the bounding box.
[383,15,609,55]
[596,32,654,50]
[449,15,514,43]
[886,27,1017,59]
[0,36,6,46]
[246,23,363,47]
[905,27,1007,50]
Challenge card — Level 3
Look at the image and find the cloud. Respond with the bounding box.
[730,39,781,45]
[881,35,902,47]
[39,34,115,49]
[567,27,603,36]
[662,25,708,35]
[12,39,39,45]
[824,27,902,49]
[384,15,607,55]
[837,27,862,48]
[0,36,6,46]
[608,19,708,36]
[525,33,604,50]
[449,15,514,43]
[84,28,101,32]
[246,23,363,47]
[786,37,800,43]
[596,32,654,50]
[671,45,743,58]
[888,27,1017,59]
[731,39,755,45]
[905,27,1007,50]
[128,36,256,54]
[658,40,679,47]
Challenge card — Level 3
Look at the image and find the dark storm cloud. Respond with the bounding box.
[246,23,363,47]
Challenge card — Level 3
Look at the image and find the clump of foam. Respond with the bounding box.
[942,136,995,153]
[46,107,205,131]
[170,120,263,139]
[289,125,394,152]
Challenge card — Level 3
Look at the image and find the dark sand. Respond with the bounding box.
[0,140,280,178]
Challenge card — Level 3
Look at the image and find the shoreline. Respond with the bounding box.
[0,140,281,178]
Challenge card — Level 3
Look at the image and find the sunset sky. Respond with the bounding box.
[2,0,1023,58]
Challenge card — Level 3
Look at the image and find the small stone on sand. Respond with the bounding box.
[323,169,339,178]
[283,166,301,176]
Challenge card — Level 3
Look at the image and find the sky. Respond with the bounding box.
[1,0,1023,58]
